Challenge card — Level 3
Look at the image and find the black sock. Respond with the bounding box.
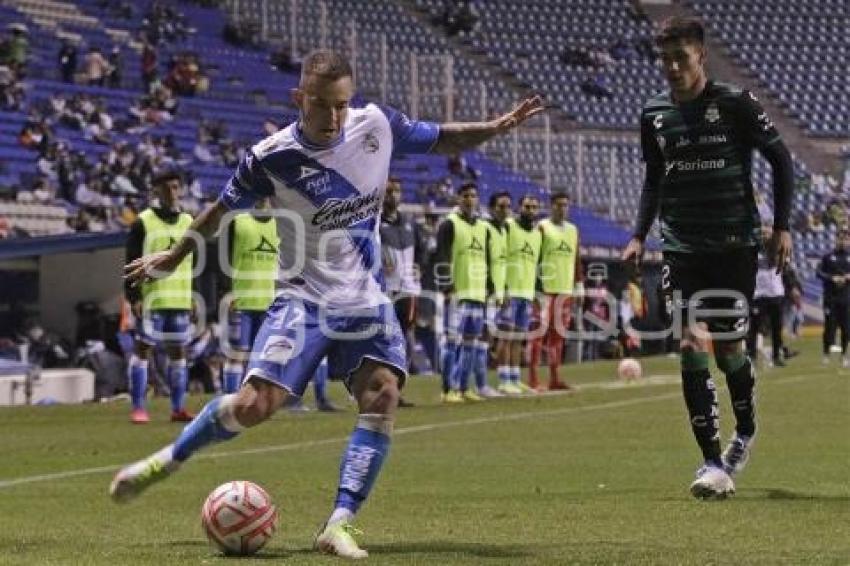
[725,359,756,438]
[681,369,721,466]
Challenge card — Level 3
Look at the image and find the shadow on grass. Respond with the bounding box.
[741,487,850,502]
[163,541,292,559]
[284,541,536,559]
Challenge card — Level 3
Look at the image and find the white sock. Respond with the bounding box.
[328,507,354,526]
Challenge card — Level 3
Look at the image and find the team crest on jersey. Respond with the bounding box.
[363,131,380,154]
[704,103,720,124]
[653,114,663,130]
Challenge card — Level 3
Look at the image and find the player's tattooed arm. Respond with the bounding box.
[432,95,545,154]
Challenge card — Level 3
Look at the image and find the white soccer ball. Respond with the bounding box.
[617,358,642,381]
[201,480,278,556]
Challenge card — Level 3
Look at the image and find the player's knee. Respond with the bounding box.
[362,368,400,413]
[164,344,184,360]
[134,342,151,357]
[714,341,746,374]
[233,380,287,427]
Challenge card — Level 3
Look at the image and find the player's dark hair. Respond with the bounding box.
[519,194,539,206]
[550,191,570,203]
[488,191,512,208]
[458,182,478,196]
[151,169,183,187]
[655,16,705,47]
[301,49,353,82]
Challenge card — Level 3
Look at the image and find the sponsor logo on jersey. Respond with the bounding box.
[250,235,278,255]
[363,131,380,154]
[664,158,726,175]
[705,103,720,124]
[698,134,727,144]
[468,236,484,252]
[312,193,381,230]
[554,240,573,254]
[297,166,322,181]
[260,335,295,363]
[303,172,332,196]
[675,136,692,148]
[520,242,536,257]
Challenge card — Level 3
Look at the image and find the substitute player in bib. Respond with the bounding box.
[498,195,542,394]
[124,170,195,424]
[221,198,280,393]
[528,192,582,391]
[481,191,512,398]
[111,50,544,558]
[622,18,793,499]
[436,182,490,402]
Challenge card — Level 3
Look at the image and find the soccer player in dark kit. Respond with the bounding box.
[622,17,793,499]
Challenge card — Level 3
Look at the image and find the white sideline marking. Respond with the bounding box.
[0,374,813,490]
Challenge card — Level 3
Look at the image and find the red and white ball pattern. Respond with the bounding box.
[201,480,278,555]
[617,358,642,381]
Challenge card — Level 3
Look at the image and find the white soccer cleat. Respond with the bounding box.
[478,385,504,398]
[689,464,735,500]
[721,433,754,476]
[315,521,368,559]
[109,445,180,503]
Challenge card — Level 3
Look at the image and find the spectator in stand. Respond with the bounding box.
[84,47,111,87]
[1,24,29,74]
[0,215,11,239]
[0,64,23,110]
[107,46,124,88]
[581,73,614,98]
[823,198,848,228]
[58,39,78,83]
[141,36,158,92]
[437,1,479,37]
[18,111,51,154]
[164,53,202,96]
[270,45,301,73]
[193,125,217,164]
[560,46,595,67]
[609,37,634,61]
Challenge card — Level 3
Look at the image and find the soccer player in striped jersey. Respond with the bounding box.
[111,49,543,558]
[622,17,793,499]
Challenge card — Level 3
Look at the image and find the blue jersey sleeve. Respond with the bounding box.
[380,105,440,155]
[219,150,275,210]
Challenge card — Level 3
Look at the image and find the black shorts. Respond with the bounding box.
[661,248,757,336]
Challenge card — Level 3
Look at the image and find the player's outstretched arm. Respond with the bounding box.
[124,200,229,286]
[432,95,545,154]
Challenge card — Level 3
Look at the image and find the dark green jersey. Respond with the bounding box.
[637,81,785,253]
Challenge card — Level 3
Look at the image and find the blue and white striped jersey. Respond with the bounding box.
[220,103,439,311]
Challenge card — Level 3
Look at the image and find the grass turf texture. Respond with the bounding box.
[0,336,848,565]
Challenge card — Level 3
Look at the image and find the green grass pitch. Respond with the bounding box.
[0,336,848,565]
